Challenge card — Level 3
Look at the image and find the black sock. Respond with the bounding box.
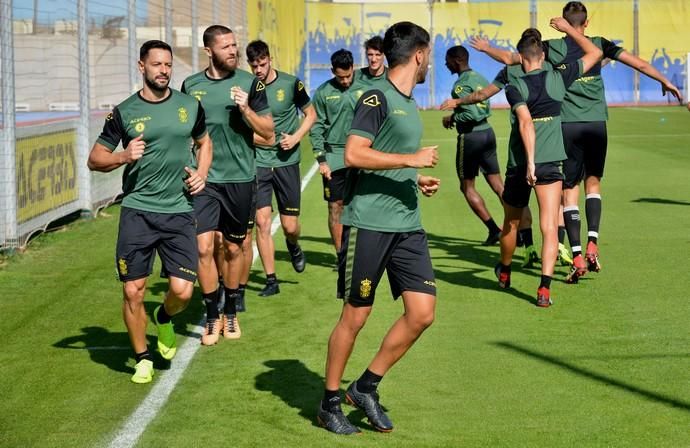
[558,226,566,244]
[539,275,552,289]
[585,193,601,244]
[483,218,500,234]
[135,349,151,363]
[322,389,341,410]
[203,290,220,320]
[519,228,534,247]
[286,239,300,254]
[238,283,246,298]
[266,273,277,284]
[224,287,239,315]
[500,263,512,275]
[218,276,224,287]
[357,369,383,393]
[156,305,172,324]
[564,206,582,257]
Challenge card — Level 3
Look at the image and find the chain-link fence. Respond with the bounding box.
[1,0,247,249]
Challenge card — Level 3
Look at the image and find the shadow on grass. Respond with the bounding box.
[493,341,690,412]
[53,325,173,375]
[254,359,324,428]
[632,197,690,206]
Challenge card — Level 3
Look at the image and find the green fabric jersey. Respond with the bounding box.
[350,67,389,99]
[504,62,583,167]
[451,69,491,133]
[255,70,311,168]
[97,89,207,213]
[544,36,624,122]
[181,69,270,182]
[310,78,356,172]
[345,79,424,232]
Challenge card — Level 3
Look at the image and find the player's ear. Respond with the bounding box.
[203,46,212,58]
[583,19,589,29]
[137,59,145,74]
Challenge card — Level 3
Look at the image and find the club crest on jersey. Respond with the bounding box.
[178,107,188,123]
[256,81,266,91]
[360,278,372,298]
[276,89,285,102]
[118,258,128,276]
[363,94,380,107]
[134,122,145,133]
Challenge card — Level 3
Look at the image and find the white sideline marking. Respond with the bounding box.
[428,133,690,144]
[108,162,320,448]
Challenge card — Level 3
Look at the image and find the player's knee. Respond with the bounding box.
[410,309,435,332]
[122,282,146,303]
[170,281,194,302]
[224,240,242,259]
[197,239,215,261]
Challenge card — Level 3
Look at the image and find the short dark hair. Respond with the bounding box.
[563,1,587,27]
[203,25,233,47]
[516,33,544,60]
[521,27,542,40]
[140,40,172,61]
[246,40,270,63]
[445,45,468,63]
[331,49,353,70]
[382,21,430,68]
[364,35,384,52]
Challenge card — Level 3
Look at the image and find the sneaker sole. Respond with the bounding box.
[344,393,394,433]
[316,415,362,436]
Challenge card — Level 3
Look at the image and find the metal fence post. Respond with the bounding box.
[305,0,310,91]
[165,0,173,46]
[192,0,198,72]
[213,0,220,24]
[428,0,435,107]
[530,0,537,29]
[633,0,640,103]
[128,0,137,92]
[1,0,17,247]
[78,0,92,213]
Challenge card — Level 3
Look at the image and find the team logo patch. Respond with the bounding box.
[256,81,266,91]
[556,64,567,70]
[324,186,330,199]
[178,107,188,123]
[105,112,113,121]
[134,122,145,133]
[118,258,128,276]
[297,81,305,91]
[360,278,372,298]
[454,85,463,94]
[363,94,380,107]
[194,95,202,101]
[276,88,285,102]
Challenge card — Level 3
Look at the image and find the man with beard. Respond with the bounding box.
[317,22,441,435]
[88,40,212,383]
[182,26,273,344]
[245,39,316,297]
[310,49,355,256]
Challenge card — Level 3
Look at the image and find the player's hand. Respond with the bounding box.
[123,134,145,164]
[279,132,299,151]
[442,115,454,129]
[470,36,490,53]
[439,98,458,111]
[549,17,571,33]
[319,162,332,181]
[231,86,249,112]
[417,175,441,197]
[410,145,439,168]
[661,81,682,104]
[184,166,206,195]
[526,162,537,187]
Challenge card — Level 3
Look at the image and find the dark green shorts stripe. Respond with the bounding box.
[343,226,358,300]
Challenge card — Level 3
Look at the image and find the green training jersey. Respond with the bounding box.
[181,68,270,182]
[451,69,491,133]
[310,78,356,172]
[544,36,624,122]
[255,70,311,168]
[97,89,207,213]
[504,61,583,167]
[350,67,389,99]
[345,79,424,232]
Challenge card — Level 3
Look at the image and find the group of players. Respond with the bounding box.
[86,0,682,436]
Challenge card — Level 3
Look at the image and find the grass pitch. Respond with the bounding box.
[1,107,689,447]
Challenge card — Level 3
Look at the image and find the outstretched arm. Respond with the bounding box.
[471,36,521,65]
[550,17,602,73]
[616,51,682,103]
[439,84,501,110]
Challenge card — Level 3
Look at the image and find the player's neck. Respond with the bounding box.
[367,65,384,77]
[387,65,416,97]
[206,64,232,80]
[140,85,170,102]
[264,68,277,84]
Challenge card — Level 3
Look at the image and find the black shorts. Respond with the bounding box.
[322,168,349,202]
[256,164,301,216]
[194,181,255,243]
[337,226,436,307]
[247,185,257,230]
[115,207,198,283]
[502,162,564,209]
[456,128,500,180]
[561,121,607,188]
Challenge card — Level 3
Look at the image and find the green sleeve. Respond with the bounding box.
[309,88,327,162]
